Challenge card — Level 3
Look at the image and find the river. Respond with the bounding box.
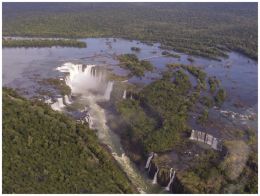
[3,37,258,193]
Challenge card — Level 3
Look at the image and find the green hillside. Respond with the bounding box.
[2,88,134,193]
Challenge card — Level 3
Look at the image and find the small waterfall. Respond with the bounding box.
[57,97,65,107]
[197,131,206,142]
[189,129,197,140]
[169,168,173,178]
[152,167,159,184]
[145,152,154,169]
[64,95,72,105]
[44,98,52,105]
[123,90,127,99]
[51,97,65,111]
[104,81,114,101]
[211,137,219,150]
[148,163,152,173]
[189,129,222,151]
[165,170,176,191]
[205,134,214,145]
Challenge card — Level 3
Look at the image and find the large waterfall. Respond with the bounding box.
[57,63,106,95]
[55,62,148,193]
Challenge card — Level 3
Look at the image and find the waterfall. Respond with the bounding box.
[51,97,65,111]
[44,98,52,105]
[205,134,214,145]
[197,131,206,142]
[211,137,218,150]
[64,95,72,105]
[189,129,221,151]
[165,170,176,191]
[169,168,173,178]
[57,97,65,108]
[152,167,159,184]
[56,63,103,95]
[145,152,154,169]
[123,90,127,99]
[56,62,148,193]
[148,163,152,173]
[189,129,197,140]
[104,81,114,101]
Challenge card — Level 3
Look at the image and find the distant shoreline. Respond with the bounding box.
[2,37,87,48]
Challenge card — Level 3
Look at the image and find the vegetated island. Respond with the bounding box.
[2,38,87,48]
[2,87,134,193]
[115,63,257,193]
[118,54,154,77]
[117,65,219,154]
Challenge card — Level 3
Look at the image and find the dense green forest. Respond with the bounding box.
[116,64,224,153]
[179,145,257,193]
[3,88,134,193]
[118,54,154,77]
[3,38,86,48]
[3,3,257,59]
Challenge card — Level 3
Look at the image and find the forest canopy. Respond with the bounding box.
[2,88,134,193]
[2,3,257,59]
